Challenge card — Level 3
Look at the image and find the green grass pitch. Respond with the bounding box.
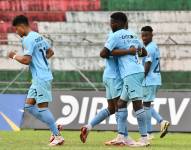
[0,130,191,150]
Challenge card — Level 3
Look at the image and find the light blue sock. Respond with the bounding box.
[24,104,41,120]
[136,109,147,137]
[144,107,152,134]
[90,108,110,127]
[151,107,163,124]
[115,112,119,126]
[117,108,128,136]
[38,108,59,136]
[115,111,128,137]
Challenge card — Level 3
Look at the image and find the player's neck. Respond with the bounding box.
[114,27,125,32]
[145,40,152,46]
[25,28,32,36]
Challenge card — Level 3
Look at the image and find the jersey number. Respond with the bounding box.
[153,58,160,73]
[39,47,48,66]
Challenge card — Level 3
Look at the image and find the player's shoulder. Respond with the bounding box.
[147,41,158,52]
[127,29,138,38]
[23,31,39,43]
[107,31,114,39]
[112,29,136,39]
[149,41,158,48]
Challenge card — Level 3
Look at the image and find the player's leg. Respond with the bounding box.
[143,86,153,139]
[153,86,170,138]
[108,99,128,146]
[143,101,153,139]
[37,102,64,146]
[132,100,149,146]
[109,79,137,147]
[35,79,64,146]
[88,99,116,130]
[37,102,60,136]
[24,98,41,119]
[151,107,163,124]
[25,90,63,145]
[127,73,149,146]
[145,85,170,138]
[80,98,117,143]
[151,106,170,138]
[105,99,136,147]
[24,84,42,120]
[80,78,119,143]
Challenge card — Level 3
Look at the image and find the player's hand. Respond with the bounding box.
[137,48,142,56]
[128,46,137,55]
[8,51,16,59]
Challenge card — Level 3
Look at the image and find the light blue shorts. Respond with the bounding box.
[120,72,144,101]
[27,79,53,104]
[103,77,123,100]
[143,85,160,102]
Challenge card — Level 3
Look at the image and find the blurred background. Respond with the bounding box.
[0,0,191,93]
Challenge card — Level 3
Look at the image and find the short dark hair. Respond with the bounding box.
[141,26,153,32]
[12,15,29,26]
[110,12,127,24]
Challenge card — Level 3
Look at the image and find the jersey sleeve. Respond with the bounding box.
[104,34,118,52]
[145,45,155,62]
[23,38,35,56]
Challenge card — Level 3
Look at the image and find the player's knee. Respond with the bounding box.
[117,99,127,109]
[26,98,36,105]
[143,102,151,107]
[24,104,34,112]
[37,102,48,108]
[107,107,115,114]
[133,100,143,111]
[107,103,116,114]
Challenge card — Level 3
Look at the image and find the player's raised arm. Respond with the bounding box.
[46,48,54,59]
[8,51,32,65]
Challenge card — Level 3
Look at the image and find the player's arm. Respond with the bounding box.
[111,46,137,56]
[144,61,152,77]
[100,47,110,58]
[144,50,153,77]
[8,51,32,65]
[46,48,54,59]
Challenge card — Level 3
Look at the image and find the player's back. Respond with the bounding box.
[22,31,53,81]
[142,41,161,86]
[112,29,144,79]
[103,31,120,79]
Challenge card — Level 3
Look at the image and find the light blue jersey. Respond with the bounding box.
[103,31,122,99]
[22,31,53,81]
[105,29,144,79]
[103,31,120,79]
[142,41,162,86]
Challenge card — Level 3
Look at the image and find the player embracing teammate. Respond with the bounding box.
[81,12,170,147]
[81,12,149,147]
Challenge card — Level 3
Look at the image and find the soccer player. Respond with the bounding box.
[141,26,170,139]
[80,30,138,146]
[99,12,149,147]
[8,15,64,146]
